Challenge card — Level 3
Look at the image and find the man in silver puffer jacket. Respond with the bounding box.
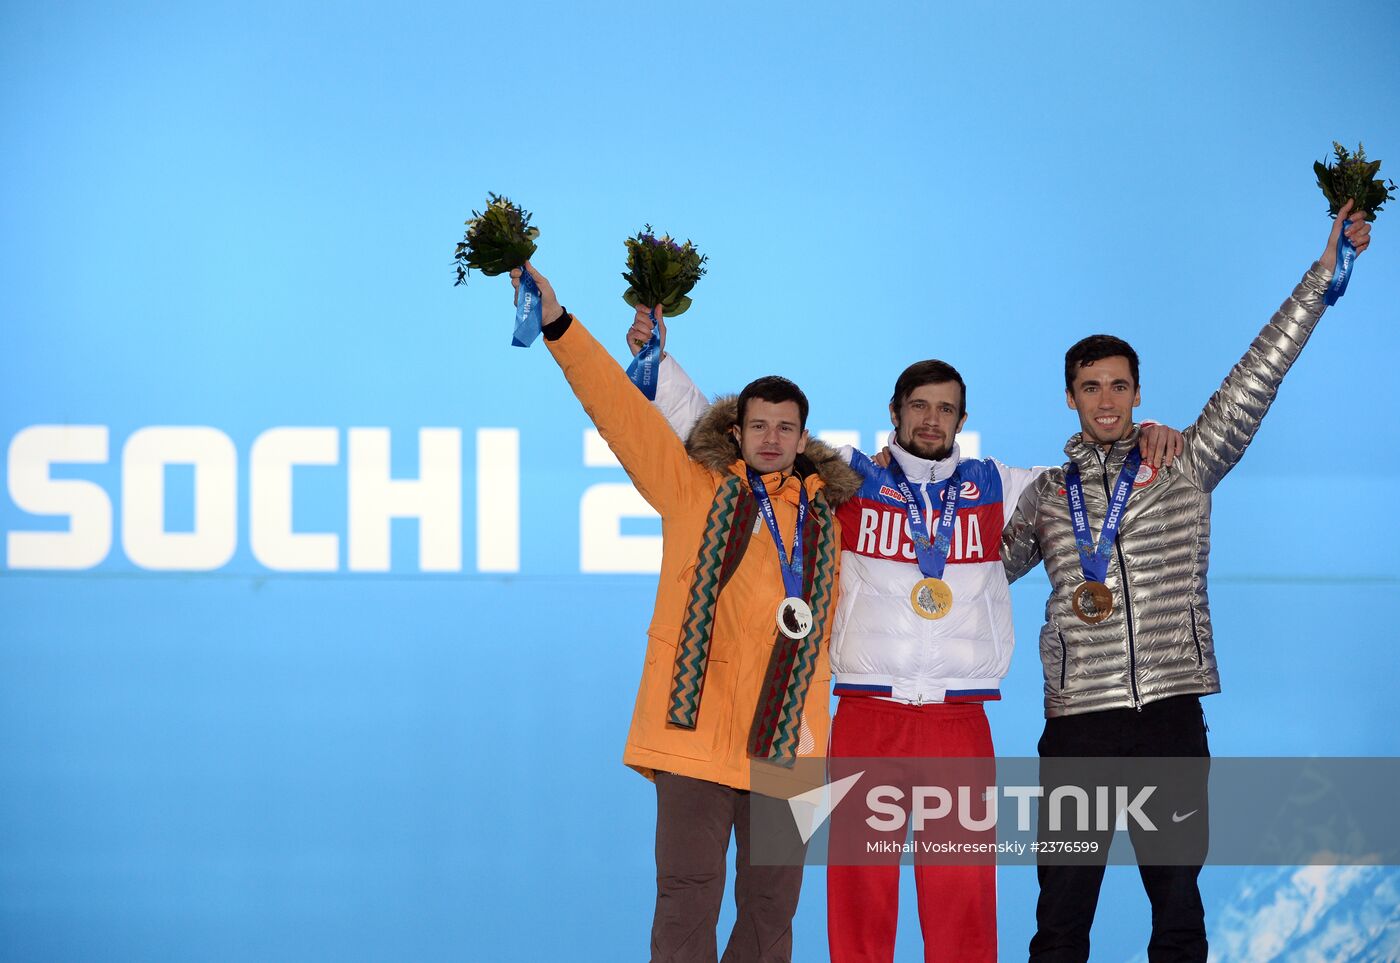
[1002,202,1373,963]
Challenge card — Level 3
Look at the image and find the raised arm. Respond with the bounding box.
[1178,205,1372,493]
[625,303,713,440]
[511,263,707,515]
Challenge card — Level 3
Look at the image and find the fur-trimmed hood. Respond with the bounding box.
[683,395,862,507]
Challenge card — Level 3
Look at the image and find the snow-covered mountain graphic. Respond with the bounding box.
[1124,865,1400,962]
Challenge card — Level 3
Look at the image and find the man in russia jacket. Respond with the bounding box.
[634,313,1181,962]
[507,263,861,963]
[1001,203,1373,962]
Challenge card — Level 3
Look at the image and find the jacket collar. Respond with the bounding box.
[728,461,805,501]
[1065,425,1143,472]
[886,431,961,485]
[684,395,862,506]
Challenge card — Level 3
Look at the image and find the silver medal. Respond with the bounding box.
[776,597,813,639]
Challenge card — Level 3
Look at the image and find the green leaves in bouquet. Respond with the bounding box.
[620,225,707,318]
[624,288,692,317]
[454,193,540,284]
[1315,142,1396,223]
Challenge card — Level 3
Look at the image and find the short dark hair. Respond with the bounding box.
[1064,335,1140,391]
[889,360,967,419]
[737,376,809,430]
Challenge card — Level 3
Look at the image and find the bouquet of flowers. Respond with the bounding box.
[453,194,539,284]
[621,226,707,317]
[1314,142,1395,222]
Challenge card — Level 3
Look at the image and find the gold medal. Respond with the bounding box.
[910,577,954,620]
[1072,581,1114,624]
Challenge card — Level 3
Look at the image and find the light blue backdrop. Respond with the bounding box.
[3,1,1397,959]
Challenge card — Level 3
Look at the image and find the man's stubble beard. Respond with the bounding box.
[897,426,954,463]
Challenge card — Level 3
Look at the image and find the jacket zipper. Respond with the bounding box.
[1098,449,1141,709]
[1057,630,1067,689]
[910,480,936,709]
[1189,604,1203,666]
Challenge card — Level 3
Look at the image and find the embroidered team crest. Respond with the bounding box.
[1133,463,1158,488]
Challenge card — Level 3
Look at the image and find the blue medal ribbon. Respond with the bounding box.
[511,269,544,347]
[887,460,961,580]
[1324,219,1357,306]
[746,468,808,599]
[625,308,662,400]
[1065,448,1141,584]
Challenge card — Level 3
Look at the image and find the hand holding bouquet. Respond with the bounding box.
[1314,142,1395,223]
[453,193,546,346]
[1313,143,1389,305]
[621,227,706,398]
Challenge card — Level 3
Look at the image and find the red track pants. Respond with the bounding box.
[826,697,997,963]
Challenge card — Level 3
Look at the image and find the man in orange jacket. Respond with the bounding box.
[509,263,861,963]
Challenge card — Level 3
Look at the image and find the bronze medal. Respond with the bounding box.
[910,577,954,620]
[1072,581,1114,624]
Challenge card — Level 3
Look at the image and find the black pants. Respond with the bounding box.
[651,772,805,963]
[1029,695,1211,963]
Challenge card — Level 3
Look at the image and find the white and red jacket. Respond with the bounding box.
[655,355,1044,707]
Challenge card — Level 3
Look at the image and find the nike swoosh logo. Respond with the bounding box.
[1171,809,1198,823]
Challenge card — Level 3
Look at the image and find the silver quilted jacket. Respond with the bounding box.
[1003,261,1333,717]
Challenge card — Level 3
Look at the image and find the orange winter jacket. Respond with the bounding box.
[545,317,860,792]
